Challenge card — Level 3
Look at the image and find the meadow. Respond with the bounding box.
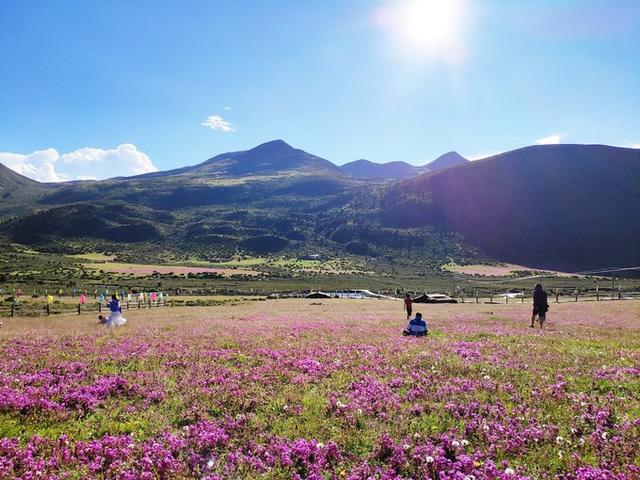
[1,299,639,479]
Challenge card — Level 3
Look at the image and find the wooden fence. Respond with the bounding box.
[1,287,637,317]
[449,287,639,304]
[0,299,168,317]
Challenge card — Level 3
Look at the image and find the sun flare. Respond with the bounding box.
[377,0,465,60]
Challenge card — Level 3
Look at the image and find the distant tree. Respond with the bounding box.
[241,235,289,254]
[345,241,371,256]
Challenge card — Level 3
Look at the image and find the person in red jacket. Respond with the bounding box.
[403,293,413,319]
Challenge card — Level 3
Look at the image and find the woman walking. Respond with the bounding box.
[530,283,549,328]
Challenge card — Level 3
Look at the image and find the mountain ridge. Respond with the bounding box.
[340,159,423,180]
[340,151,468,180]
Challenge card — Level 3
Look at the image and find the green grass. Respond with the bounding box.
[1,248,638,304]
[68,253,115,262]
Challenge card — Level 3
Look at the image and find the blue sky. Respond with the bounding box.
[0,0,639,181]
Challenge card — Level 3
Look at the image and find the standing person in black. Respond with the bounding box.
[530,283,549,328]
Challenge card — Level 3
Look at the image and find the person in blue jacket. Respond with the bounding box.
[403,312,428,337]
[103,294,127,327]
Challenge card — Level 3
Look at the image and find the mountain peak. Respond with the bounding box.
[443,150,461,157]
[427,151,468,170]
[248,139,294,155]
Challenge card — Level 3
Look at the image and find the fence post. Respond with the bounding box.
[575,289,578,302]
[126,301,129,310]
[521,292,524,303]
[555,289,559,303]
[461,291,464,303]
[618,287,622,300]
[611,277,615,300]
[77,304,81,315]
[98,303,102,313]
[475,289,478,303]
[11,303,15,317]
[46,304,50,316]
[138,301,141,309]
[490,293,493,303]
[505,290,508,304]
[596,284,599,301]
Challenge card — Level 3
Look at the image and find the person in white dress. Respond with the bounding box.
[105,294,127,327]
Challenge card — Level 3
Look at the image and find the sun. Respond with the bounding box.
[377,0,465,59]
[398,0,458,48]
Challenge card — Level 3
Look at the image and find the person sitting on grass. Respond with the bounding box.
[99,294,127,328]
[403,312,428,337]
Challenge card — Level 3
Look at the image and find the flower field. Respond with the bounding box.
[1,299,639,479]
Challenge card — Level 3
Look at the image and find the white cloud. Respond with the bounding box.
[223,106,232,111]
[0,144,158,182]
[201,115,236,132]
[629,143,640,149]
[535,133,566,145]
[0,148,63,182]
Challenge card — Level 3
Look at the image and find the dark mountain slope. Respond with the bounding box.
[6,203,165,245]
[379,144,640,270]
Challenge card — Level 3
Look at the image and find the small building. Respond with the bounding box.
[305,291,332,299]
[298,254,324,261]
[413,293,458,304]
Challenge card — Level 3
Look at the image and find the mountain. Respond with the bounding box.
[136,139,345,179]
[426,151,468,170]
[378,144,640,271]
[0,141,364,254]
[340,160,421,180]
[340,152,468,180]
[38,140,354,210]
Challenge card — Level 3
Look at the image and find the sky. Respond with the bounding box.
[0,0,639,181]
